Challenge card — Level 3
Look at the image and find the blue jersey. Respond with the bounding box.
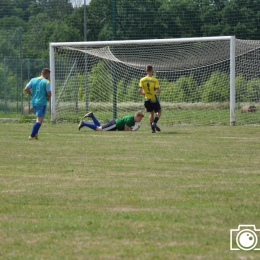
[27,76,51,106]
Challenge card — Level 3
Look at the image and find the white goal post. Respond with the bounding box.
[50,36,260,126]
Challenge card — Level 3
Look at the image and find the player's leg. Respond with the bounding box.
[149,111,156,133]
[78,121,98,131]
[29,106,46,140]
[155,108,162,120]
[78,118,116,131]
[79,112,102,131]
[101,119,117,131]
[154,109,162,124]
[151,103,162,132]
[144,101,155,133]
[84,111,100,126]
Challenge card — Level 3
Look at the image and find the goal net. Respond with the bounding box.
[50,37,260,126]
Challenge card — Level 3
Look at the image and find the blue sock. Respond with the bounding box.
[31,122,41,137]
[91,114,100,126]
[82,121,97,130]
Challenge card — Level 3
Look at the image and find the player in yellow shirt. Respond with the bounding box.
[138,65,162,133]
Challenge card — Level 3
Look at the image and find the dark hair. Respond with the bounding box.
[42,68,51,74]
[146,65,153,72]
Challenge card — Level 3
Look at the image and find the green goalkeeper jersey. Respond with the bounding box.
[116,115,135,130]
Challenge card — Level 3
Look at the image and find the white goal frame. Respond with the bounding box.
[49,36,236,125]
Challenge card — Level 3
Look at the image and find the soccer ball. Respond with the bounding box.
[131,122,140,131]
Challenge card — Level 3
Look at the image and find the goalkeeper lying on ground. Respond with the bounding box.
[78,111,144,131]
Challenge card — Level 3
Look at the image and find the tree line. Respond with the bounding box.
[63,61,260,104]
[1,58,258,111]
[1,0,260,59]
[1,0,260,111]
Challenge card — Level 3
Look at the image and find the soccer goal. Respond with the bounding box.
[50,36,260,125]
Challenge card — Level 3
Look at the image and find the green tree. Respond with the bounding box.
[77,73,87,102]
[88,61,113,102]
[116,78,128,102]
[0,62,19,102]
[159,0,202,38]
[48,21,81,42]
[159,78,175,102]
[23,13,50,58]
[0,16,27,29]
[247,78,260,103]
[0,0,16,19]
[125,78,142,102]
[47,0,73,19]
[235,74,248,102]
[200,0,224,36]
[174,75,198,102]
[85,0,113,40]
[0,28,22,58]
[116,0,163,40]
[202,71,229,102]
[66,7,85,41]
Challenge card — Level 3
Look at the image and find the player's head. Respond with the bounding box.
[134,111,144,122]
[42,68,51,79]
[146,65,153,76]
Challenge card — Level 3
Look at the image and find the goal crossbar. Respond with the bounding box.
[50,36,233,47]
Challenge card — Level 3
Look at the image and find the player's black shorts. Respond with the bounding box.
[144,100,161,113]
[101,119,117,131]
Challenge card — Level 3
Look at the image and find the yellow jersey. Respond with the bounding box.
[139,76,159,102]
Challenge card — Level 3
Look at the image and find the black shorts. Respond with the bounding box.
[101,119,117,131]
[144,100,161,113]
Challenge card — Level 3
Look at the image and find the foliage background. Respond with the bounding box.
[1,0,260,115]
[1,0,260,60]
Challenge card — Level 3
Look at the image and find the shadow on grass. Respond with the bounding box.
[158,131,183,135]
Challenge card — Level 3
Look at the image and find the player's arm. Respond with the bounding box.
[46,82,51,101]
[155,78,161,94]
[47,91,51,101]
[156,86,161,94]
[124,124,132,131]
[138,86,145,96]
[24,86,32,96]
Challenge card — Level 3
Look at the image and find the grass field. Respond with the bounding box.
[1,121,260,259]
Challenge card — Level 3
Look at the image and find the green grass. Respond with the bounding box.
[1,122,260,259]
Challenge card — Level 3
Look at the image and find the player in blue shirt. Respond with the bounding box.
[24,68,51,140]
